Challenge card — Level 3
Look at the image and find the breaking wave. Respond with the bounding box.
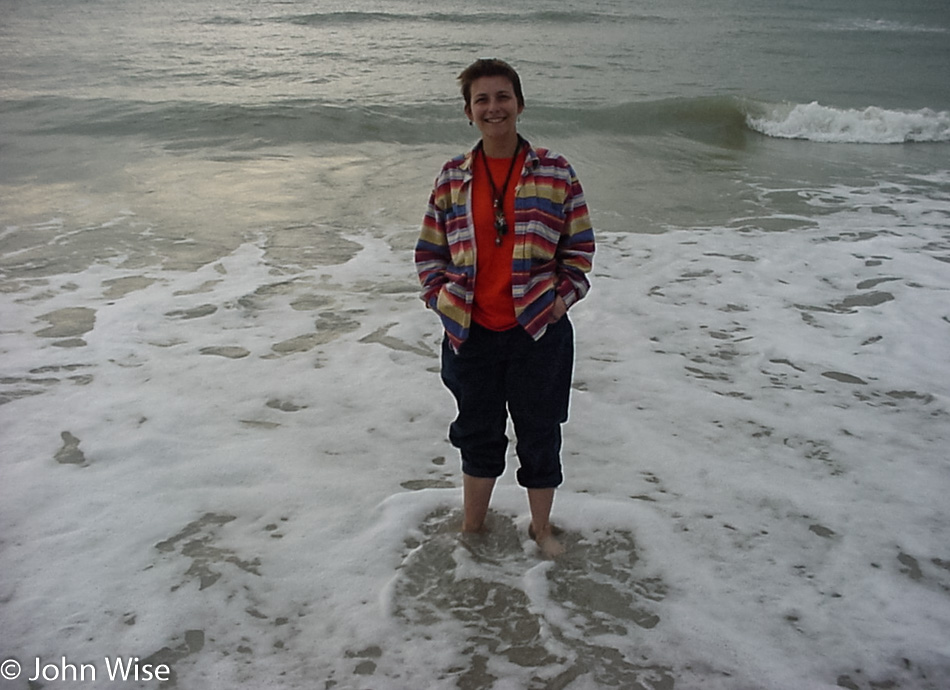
[746,101,950,144]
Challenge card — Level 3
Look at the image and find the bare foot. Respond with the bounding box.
[529,524,566,558]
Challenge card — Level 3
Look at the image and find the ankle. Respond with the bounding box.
[529,522,552,542]
[461,519,486,533]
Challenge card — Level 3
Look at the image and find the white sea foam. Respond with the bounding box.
[2,174,949,688]
[747,101,950,144]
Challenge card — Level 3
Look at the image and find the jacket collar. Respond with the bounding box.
[459,137,540,173]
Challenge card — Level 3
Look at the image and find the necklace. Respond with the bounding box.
[479,137,523,246]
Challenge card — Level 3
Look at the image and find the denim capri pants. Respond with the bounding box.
[440,316,574,489]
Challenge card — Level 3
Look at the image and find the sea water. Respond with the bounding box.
[1,0,949,688]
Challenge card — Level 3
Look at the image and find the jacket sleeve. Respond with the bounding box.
[414,177,450,310]
[555,165,595,308]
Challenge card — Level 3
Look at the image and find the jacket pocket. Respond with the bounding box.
[435,269,470,320]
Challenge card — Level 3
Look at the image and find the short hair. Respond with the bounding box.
[457,58,525,109]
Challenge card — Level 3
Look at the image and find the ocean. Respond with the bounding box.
[1,0,949,688]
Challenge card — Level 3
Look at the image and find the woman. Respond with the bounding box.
[415,58,594,557]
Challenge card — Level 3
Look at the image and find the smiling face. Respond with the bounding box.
[464,75,525,151]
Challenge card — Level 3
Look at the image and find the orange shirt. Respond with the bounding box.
[471,147,527,330]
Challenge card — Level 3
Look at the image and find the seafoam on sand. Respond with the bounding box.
[2,171,949,688]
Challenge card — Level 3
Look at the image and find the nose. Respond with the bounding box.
[486,96,506,112]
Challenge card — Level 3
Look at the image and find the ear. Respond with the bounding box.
[464,103,473,122]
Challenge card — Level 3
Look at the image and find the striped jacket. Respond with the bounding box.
[415,141,595,352]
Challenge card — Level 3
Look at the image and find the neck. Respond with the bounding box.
[480,132,521,158]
